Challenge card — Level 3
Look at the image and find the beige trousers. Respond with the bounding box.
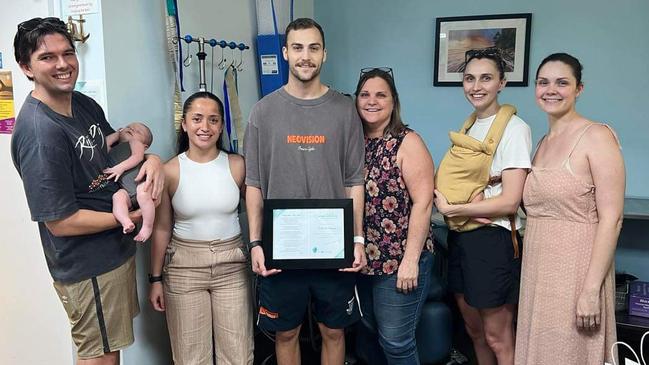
[164,235,253,365]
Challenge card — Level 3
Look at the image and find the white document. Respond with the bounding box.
[272,208,345,260]
[260,54,279,75]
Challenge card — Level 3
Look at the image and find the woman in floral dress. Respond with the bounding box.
[355,67,435,365]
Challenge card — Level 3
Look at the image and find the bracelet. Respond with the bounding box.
[353,235,365,244]
[148,274,163,284]
[247,239,262,252]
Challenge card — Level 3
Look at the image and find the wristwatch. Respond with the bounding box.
[148,274,163,284]
[247,240,262,252]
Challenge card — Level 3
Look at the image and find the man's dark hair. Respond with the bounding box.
[14,17,75,81]
[284,18,325,48]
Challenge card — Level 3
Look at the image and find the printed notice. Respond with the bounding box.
[272,208,345,260]
[0,70,15,134]
[67,0,99,15]
[260,54,279,75]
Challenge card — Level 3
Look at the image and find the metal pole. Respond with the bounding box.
[197,37,207,92]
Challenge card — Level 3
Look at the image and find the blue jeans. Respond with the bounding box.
[358,250,433,365]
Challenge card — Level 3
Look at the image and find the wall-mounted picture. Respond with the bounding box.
[434,13,532,86]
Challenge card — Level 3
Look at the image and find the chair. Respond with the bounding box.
[354,223,453,364]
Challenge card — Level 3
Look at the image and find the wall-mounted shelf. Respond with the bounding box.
[624,197,649,220]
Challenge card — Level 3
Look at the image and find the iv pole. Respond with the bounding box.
[180,35,250,92]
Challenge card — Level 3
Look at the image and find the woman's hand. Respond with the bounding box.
[137,154,164,200]
[396,259,418,293]
[149,282,166,312]
[469,193,492,224]
[576,288,601,330]
[433,189,451,215]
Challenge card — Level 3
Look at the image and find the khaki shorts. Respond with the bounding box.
[53,256,139,359]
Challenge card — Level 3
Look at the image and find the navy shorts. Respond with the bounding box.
[447,225,522,309]
[256,269,360,332]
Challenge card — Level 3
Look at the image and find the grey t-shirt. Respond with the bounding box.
[244,87,364,199]
[11,92,136,283]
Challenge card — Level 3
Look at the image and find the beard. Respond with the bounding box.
[289,61,322,83]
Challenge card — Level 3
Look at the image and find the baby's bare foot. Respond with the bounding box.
[123,222,135,234]
[134,226,152,242]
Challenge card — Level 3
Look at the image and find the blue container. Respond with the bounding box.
[257,33,288,97]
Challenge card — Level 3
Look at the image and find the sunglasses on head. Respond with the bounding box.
[464,47,503,63]
[359,67,394,80]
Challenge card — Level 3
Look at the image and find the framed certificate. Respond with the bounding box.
[262,199,354,269]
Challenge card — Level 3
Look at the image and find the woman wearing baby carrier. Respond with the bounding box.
[434,48,532,365]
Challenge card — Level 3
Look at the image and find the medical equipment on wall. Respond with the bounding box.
[165,0,249,152]
[256,0,293,96]
[179,35,249,93]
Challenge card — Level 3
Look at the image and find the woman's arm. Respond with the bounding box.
[435,167,527,218]
[340,184,366,272]
[576,125,625,329]
[397,133,435,292]
[435,120,531,219]
[228,153,247,198]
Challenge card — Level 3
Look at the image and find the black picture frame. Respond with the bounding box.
[262,199,354,270]
[434,13,532,87]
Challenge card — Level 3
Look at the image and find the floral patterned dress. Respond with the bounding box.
[363,129,434,275]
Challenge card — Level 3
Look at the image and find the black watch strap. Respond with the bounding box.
[148,274,163,283]
[247,240,262,252]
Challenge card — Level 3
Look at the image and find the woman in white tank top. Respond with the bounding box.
[149,92,253,364]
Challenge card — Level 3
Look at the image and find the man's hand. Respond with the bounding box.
[128,209,143,225]
[340,243,367,272]
[137,154,164,200]
[250,246,281,277]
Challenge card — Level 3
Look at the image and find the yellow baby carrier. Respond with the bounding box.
[435,104,520,256]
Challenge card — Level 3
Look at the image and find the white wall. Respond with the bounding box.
[0,2,76,364]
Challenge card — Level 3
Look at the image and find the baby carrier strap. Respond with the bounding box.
[482,104,516,155]
[435,104,520,257]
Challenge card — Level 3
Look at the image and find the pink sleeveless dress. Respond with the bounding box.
[515,124,617,365]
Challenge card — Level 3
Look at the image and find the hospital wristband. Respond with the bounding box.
[353,236,365,244]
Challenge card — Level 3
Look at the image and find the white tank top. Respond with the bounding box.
[172,152,241,240]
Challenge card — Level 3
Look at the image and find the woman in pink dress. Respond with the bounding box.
[515,53,625,364]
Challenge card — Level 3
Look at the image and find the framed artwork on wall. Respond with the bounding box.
[433,13,532,86]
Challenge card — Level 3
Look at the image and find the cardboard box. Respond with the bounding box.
[629,281,649,318]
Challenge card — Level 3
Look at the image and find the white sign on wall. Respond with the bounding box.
[67,0,99,15]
